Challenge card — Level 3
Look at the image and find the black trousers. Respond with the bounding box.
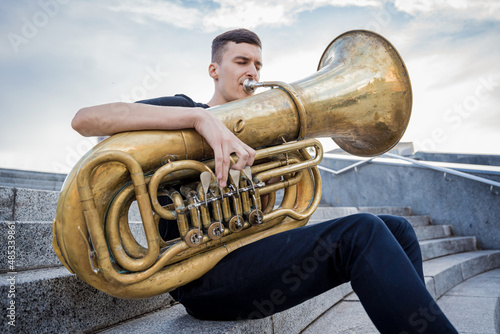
[171,213,458,333]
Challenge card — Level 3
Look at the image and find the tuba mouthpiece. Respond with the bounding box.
[243,79,259,94]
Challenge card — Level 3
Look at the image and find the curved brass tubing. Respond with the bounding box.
[77,151,160,277]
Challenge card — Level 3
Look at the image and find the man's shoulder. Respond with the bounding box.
[135,94,209,109]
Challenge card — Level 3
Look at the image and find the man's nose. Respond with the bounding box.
[246,64,258,80]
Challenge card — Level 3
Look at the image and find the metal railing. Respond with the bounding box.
[317,157,375,175]
[319,153,500,195]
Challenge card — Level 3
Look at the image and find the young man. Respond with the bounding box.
[72,29,457,333]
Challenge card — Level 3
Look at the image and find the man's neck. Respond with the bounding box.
[206,93,226,108]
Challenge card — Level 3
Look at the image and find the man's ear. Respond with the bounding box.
[208,62,219,79]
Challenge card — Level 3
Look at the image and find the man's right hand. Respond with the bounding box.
[193,109,255,188]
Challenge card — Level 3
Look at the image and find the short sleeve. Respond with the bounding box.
[136,94,209,109]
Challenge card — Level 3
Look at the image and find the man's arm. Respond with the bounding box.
[72,102,255,187]
[72,102,203,136]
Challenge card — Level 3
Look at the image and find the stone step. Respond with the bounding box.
[402,215,431,226]
[0,221,60,273]
[308,214,432,229]
[310,206,415,220]
[301,250,500,334]
[102,303,274,334]
[0,266,174,334]
[322,250,500,303]
[309,206,360,220]
[0,186,139,222]
[437,268,500,334]
[0,221,148,273]
[310,206,431,227]
[358,206,413,216]
[0,264,353,334]
[302,298,378,334]
[100,283,354,334]
[0,168,66,192]
[308,218,450,241]
[284,229,475,262]
[414,225,453,241]
[420,236,477,261]
[423,250,500,299]
[0,187,59,222]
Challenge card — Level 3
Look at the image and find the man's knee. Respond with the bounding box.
[378,215,416,239]
[327,213,387,240]
[349,212,386,229]
[379,214,411,229]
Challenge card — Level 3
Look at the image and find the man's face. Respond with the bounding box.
[211,42,262,104]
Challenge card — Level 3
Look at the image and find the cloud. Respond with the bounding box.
[1,0,500,174]
[394,0,500,21]
[108,0,382,31]
[202,0,381,30]
[108,0,203,29]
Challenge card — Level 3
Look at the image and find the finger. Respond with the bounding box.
[213,145,226,188]
[236,140,255,165]
[231,149,250,170]
[219,142,231,188]
[230,139,255,169]
[244,145,256,166]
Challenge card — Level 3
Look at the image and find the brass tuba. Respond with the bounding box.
[52,30,412,299]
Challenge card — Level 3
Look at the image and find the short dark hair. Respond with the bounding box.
[211,28,262,63]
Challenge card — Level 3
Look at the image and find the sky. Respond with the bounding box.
[0,0,499,174]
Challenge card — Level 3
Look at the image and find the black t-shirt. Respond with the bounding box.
[135,94,210,241]
[136,94,210,109]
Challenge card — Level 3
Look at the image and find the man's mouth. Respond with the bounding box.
[239,81,251,95]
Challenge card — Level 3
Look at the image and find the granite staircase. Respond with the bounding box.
[1,185,499,333]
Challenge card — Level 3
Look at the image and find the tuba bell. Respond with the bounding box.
[52,30,412,299]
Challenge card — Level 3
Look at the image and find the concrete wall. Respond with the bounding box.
[319,155,500,250]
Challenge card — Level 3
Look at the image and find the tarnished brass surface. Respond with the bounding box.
[316,30,412,155]
[52,30,412,299]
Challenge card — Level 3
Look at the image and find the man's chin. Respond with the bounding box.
[240,89,254,99]
[240,93,253,100]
